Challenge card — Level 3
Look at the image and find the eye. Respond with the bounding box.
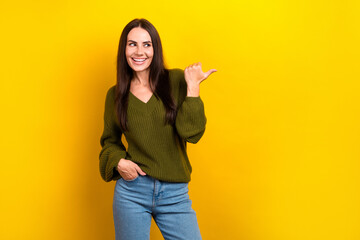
[129,43,136,46]
[145,43,151,47]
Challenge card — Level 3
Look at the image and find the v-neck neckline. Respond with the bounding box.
[128,91,158,114]
[129,91,154,104]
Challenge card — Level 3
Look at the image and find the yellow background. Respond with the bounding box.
[1,0,359,239]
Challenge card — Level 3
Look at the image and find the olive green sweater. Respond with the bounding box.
[99,68,206,183]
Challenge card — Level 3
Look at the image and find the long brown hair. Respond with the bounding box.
[115,18,177,132]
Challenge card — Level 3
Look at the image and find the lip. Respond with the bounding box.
[131,58,147,65]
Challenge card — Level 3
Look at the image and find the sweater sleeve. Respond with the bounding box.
[174,69,207,144]
[99,87,127,182]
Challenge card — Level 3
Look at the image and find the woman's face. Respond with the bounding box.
[125,27,154,74]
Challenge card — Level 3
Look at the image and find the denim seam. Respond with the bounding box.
[152,179,156,210]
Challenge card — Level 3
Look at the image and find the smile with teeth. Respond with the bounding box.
[132,58,147,64]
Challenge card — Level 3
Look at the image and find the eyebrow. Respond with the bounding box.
[127,40,152,43]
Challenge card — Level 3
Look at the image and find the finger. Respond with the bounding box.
[193,62,201,67]
[124,174,137,181]
[124,169,138,180]
[205,69,217,78]
[119,170,133,180]
[135,164,147,175]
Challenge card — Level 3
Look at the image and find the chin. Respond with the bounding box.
[132,66,149,72]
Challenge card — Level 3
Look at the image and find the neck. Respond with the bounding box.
[132,70,150,86]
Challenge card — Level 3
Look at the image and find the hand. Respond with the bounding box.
[117,158,146,181]
[184,62,217,85]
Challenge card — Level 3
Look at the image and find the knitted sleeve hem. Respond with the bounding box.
[105,150,127,182]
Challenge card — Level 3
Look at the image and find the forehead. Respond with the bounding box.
[127,27,151,41]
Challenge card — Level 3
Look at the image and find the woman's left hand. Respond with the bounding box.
[184,62,217,86]
[184,62,217,97]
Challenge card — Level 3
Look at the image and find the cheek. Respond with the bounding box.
[125,49,130,57]
[148,49,154,58]
[125,46,134,57]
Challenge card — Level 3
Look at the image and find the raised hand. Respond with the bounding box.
[184,62,217,97]
[184,62,217,85]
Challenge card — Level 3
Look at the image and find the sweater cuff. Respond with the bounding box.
[105,150,127,181]
[183,96,204,114]
[185,96,201,99]
[184,96,204,106]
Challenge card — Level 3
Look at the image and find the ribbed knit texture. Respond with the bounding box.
[99,68,207,183]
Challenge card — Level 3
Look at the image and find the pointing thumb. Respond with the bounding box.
[205,69,217,78]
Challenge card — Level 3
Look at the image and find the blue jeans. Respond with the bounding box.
[113,175,202,240]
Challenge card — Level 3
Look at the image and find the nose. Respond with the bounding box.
[136,45,144,55]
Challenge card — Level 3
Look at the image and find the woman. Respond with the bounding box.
[99,18,217,240]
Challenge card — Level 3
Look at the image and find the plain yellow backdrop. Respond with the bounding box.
[1,0,359,239]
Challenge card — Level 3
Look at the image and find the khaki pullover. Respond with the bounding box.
[99,68,206,182]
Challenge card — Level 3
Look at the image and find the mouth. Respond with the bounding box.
[131,58,147,65]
